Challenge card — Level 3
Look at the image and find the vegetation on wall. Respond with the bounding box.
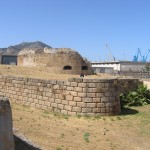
[120,84,150,107]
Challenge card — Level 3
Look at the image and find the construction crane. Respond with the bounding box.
[141,49,150,62]
[133,48,141,62]
[105,43,115,61]
[133,48,150,62]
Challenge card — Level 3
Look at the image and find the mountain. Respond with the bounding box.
[0,41,52,55]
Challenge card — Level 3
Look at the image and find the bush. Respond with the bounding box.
[120,84,150,107]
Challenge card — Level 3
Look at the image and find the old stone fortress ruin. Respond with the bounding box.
[0,41,92,75]
[0,41,140,116]
[0,41,144,149]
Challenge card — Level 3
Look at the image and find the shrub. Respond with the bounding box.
[120,84,150,107]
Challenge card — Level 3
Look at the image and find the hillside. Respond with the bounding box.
[0,41,52,55]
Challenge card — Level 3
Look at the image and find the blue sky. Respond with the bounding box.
[0,0,150,62]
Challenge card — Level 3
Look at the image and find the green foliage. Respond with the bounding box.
[83,132,90,143]
[120,84,150,107]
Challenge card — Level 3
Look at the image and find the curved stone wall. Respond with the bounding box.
[0,76,140,116]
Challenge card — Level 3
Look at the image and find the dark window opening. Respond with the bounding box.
[82,66,88,70]
[63,66,72,70]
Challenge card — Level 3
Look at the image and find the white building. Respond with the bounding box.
[91,61,150,73]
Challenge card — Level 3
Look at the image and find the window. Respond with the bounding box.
[63,66,72,70]
[82,66,88,70]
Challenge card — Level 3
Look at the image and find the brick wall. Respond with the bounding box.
[0,76,140,116]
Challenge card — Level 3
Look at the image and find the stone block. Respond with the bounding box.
[74,78,83,82]
[78,92,87,97]
[96,103,105,108]
[86,103,96,108]
[86,93,96,98]
[96,83,105,88]
[82,108,92,113]
[67,86,74,91]
[109,97,116,102]
[74,87,82,92]
[62,100,68,105]
[69,91,77,97]
[82,98,93,103]
[101,97,110,102]
[36,104,42,109]
[78,83,87,88]
[37,96,43,100]
[77,102,86,107]
[69,101,77,106]
[45,101,51,106]
[51,103,57,108]
[61,110,68,115]
[64,105,72,111]
[28,98,33,103]
[66,95,73,101]
[92,108,101,113]
[104,92,114,97]
[34,99,39,104]
[49,98,55,103]
[42,105,48,110]
[68,111,77,116]
[32,94,37,99]
[96,93,105,97]
[55,99,62,104]
[87,83,96,88]
[101,108,106,113]
[68,78,75,82]
[22,97,28,101]
[93,98,101,102]
[70,82,78,87]
[53,85,60,90]
[64,81,71,86]
[39,100,44,105]
[72,107,81,112]
[43,96,49,101]
[74,97,81,102]
[58,104,64,110]
[31,103,36,107]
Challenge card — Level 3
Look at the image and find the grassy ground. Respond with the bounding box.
[12,103,150,150]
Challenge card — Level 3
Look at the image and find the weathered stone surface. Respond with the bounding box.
[78,92,87,97]
[86,103,96,108]
[82,108,92,113]
[78,83,87,88]
[74,97,82,102]
[72,107,81,112]
[82,98,93,102]
[69,101,77,106]
[0,76,137,116]
[0,97,15,150]
[77,102,87,107]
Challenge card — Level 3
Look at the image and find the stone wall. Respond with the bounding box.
[0,76,140,116]
[18,48,92,75]
[0,97,15,150]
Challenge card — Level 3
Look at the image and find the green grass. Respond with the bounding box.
[83,132,90,143]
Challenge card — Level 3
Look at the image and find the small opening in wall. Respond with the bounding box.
[82,66,88,70]
[63,66,72,70]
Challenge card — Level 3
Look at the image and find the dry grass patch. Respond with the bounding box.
[0,65,115,81]
[12,103,150,150]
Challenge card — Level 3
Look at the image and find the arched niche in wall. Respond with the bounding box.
[63,65,72,70]
[82,66,88,70]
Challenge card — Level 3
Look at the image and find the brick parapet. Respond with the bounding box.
[0,76,140,116]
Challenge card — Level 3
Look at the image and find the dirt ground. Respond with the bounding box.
[12,103,150,150]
